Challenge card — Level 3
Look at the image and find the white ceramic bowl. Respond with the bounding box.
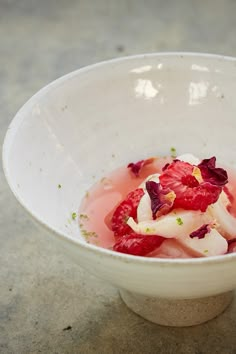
[3,53,236,326]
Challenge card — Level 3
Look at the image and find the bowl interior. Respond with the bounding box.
[3,53,236,242]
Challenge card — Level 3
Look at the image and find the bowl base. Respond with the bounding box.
[120,289,234,327]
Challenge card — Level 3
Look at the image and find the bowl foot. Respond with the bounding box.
[120,289,234,327]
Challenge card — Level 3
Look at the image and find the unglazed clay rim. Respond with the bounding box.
[3,52,236,266]
[119,289,234,327]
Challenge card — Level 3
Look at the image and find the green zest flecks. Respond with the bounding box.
[71,212,77,220]
[58,184,62,189]
[176,217,183,226]
[100,177,112,185]
[80,229,98,241]
[78,215,97,242]
[79,213,89,221]
[170,147,177,158]
[145,227,155,233]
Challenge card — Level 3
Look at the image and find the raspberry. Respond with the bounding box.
[160,160,222,212]
[111,189,144,237]
[181,175,199,188]
[113,232,164,256]
[224,186,236,216]
[228,239,236,253]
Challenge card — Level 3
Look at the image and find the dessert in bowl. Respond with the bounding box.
[2,53,236,326]
[79,152,236,258]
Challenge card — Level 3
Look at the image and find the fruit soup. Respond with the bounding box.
[79,153,236,258]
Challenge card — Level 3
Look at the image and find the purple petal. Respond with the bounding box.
[128,158,154,177]
[189,224,210,239]
[127,160,145,177]
[146,181,163,218]
[146,181,175,219]
[198,157,228,186]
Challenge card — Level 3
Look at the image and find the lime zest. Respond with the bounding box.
[170,147,177,158]
[72,212,77,220]
[79,213,89,221]
[81,229,98,241]
[176,217,183,226]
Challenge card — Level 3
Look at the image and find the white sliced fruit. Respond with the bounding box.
[208,191,236,240]
[178,228,228,257]
[154,239,192,258]
[127,209,212,238]
[137,193,152,222]
[139,173,160,190]
[177,153,200,165]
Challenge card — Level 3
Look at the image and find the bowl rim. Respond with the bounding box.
[2,51,236,266]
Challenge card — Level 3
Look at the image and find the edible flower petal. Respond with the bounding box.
[198,157,228,186]
[189,224,210,239]
[179,228,228,257]
[128,158,154,177]
[146,181,175,219]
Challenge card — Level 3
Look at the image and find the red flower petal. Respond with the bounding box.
[113,232,165,256]
[128,158,154,177]
[189,224,210,239]
[146,181,163,218]
[146,181,174,219]
[198,157,228,186]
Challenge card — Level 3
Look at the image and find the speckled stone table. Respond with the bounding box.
[1,1,236,353]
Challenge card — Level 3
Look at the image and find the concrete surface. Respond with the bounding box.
[0,1,236,353]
